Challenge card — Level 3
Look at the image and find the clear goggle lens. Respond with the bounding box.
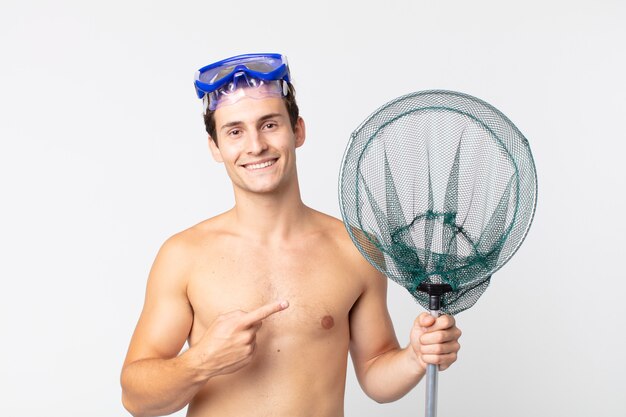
[204,74,288,111]
[198,56,284,85]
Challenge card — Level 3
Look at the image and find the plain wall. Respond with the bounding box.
[1,0,624,416]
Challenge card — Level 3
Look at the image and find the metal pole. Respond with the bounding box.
[417,283,451,417]
[424,308,440,417]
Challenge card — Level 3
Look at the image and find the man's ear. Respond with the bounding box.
[208,136,223,162]
[295,117,306,148]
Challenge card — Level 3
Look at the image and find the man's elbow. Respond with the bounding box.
[120,371,151,417]
[121,398,136,417]
[121,393,148,417]
[358,376,406,404]
[366,389,404,404]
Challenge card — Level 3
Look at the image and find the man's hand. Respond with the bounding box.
[188,300,290,377]
[409,313,461,372]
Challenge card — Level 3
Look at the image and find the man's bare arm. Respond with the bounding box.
[121,236,290,417]
[349,264,461,403]
[120,236,201,416]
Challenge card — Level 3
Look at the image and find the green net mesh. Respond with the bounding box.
[339,90,537,314]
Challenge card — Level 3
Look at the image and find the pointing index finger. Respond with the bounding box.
[244,300,289,325]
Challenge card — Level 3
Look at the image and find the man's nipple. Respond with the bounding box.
[321,315,335,330]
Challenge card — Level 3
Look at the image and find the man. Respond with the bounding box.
[121,53,462,417]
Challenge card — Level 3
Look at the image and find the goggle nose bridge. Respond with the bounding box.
[229,71,260,91]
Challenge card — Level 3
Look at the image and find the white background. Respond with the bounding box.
[1,0,625,416]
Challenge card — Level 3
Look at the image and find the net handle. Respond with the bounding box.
[425,319,439,417]
[417,283,452,417]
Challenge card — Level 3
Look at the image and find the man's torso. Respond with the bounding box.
[181,210,371,417]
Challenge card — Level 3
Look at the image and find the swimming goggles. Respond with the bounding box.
[194,53,291,111]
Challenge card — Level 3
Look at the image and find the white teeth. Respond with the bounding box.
[246,159,276,170]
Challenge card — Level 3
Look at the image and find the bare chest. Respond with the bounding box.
[186,242,362,342]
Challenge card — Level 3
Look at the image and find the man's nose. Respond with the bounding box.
[247,130,268,154]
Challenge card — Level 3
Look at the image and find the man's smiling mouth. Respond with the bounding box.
[242,158,278,170]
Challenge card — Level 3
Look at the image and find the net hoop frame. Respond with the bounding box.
[338,89,538,292]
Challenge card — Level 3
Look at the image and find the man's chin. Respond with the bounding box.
[237,182,284,195]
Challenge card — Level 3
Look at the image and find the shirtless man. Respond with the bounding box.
[120,53,462,417]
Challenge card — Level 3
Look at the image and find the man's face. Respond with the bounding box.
[209,94,305,195]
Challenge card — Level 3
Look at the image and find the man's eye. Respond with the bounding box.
[263,122,277,130]
[228,129,242,136]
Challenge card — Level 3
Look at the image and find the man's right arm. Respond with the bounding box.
[120,235,204,417]
[120,234,290,417]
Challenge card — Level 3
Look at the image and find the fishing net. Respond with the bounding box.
[339,90,537,315]
[339,90,537,417]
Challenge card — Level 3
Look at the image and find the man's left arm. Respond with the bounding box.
[349,266,461,403]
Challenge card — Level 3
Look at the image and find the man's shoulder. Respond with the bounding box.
[307,209,372,259]
[306,208,350,240]
[306,208,384,286]
[307,208,343,227]
[160,211,234,255]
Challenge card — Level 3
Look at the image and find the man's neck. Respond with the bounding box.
[230,180,309,242]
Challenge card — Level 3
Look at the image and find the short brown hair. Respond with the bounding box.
[203,82,300,145]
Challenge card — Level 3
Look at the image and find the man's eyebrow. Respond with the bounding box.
[258,113,284,121]
[257,113,286,126]
[219,113,286,131]
[220,120,243,131]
